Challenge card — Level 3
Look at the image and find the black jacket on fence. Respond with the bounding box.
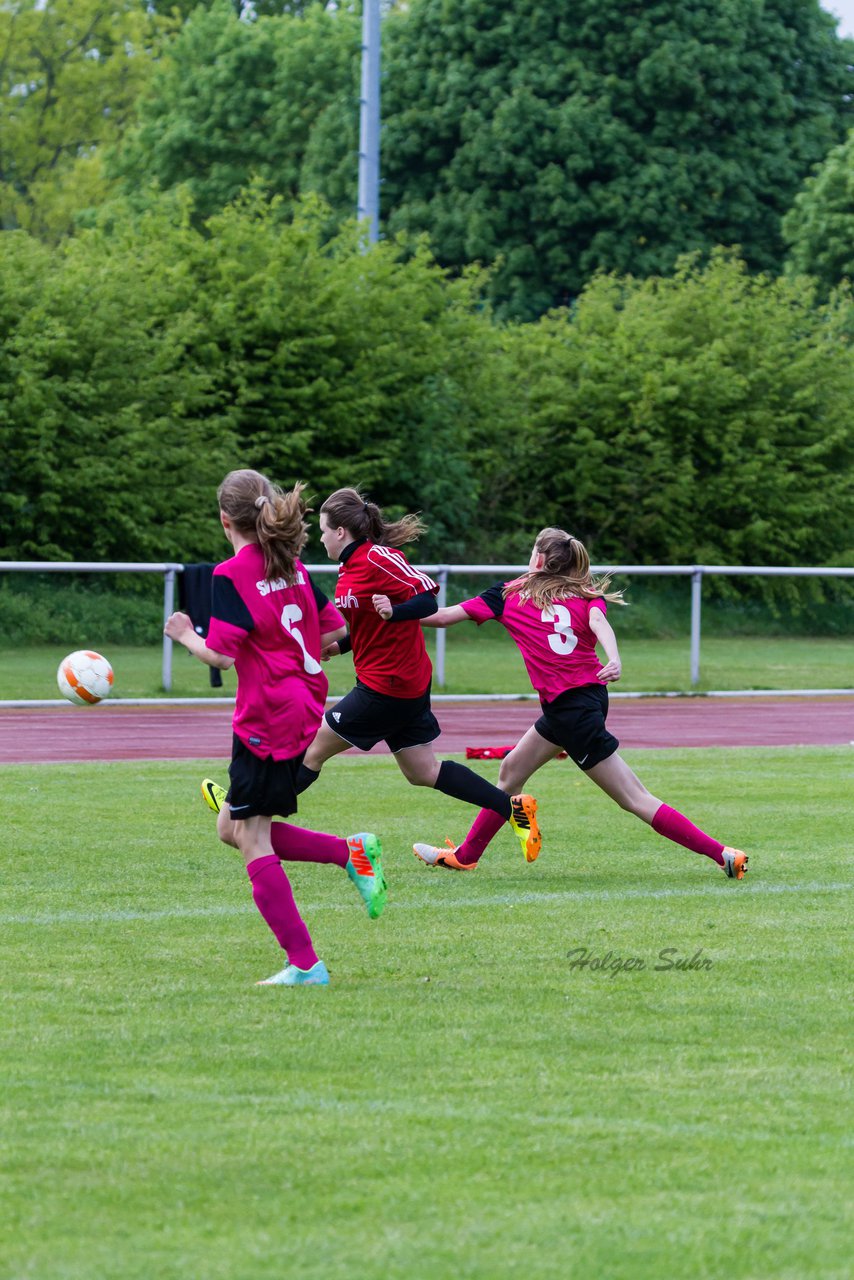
[178,563,222,688]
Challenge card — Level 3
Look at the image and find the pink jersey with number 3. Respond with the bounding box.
[206,543,345,759]
[460,584,607,703]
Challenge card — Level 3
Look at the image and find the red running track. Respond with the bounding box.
[1,698,852,764]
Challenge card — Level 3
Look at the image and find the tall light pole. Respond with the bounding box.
[357,0,381,243]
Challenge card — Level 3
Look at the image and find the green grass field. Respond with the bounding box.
[2,748,851,1279]
[3,630,853,701]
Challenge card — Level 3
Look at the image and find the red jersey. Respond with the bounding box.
[461,583,607,703]
[334,540,438,698]
[206,543,345,759]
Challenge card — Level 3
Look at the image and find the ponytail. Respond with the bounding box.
[217,469,310,584]
[505,527,626,609]
[319,487,425,548]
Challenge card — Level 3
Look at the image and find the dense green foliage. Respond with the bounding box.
[111,0,360,224]
[0,0,168,238]
[0,2,852,598]
[482,253,854,570]
[0,191,494,562]
[784,129,854,298]
[103,1,854,317]
[383,0,853,316]
[2,187,851,578]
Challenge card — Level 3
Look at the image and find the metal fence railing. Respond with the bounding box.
[2,560,853,694]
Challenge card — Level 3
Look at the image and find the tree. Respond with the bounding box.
[487,253,854,575]
[143,2,341,20]
[0,189,497,562]
[382,0,854,317]
[111,0,359,223]
[784,129,854,297]
[0,0,168,238]
[0,205,235,562]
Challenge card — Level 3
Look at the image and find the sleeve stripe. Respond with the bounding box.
[367,545,438,595]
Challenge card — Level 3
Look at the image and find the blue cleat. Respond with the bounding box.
[256,960,330,986]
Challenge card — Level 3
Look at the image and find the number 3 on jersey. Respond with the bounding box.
[280,603,323,674]
[542,604,578,655]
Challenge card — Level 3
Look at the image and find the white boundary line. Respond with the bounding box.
[2,688,853,709]
[1,880,850,927]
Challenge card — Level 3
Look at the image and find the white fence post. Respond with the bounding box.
[435,568,448,688]
[162,569,176,693]
[690,568,703,687]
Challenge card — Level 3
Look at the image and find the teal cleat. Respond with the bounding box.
[346,833,388,919]
[256,960,330,986]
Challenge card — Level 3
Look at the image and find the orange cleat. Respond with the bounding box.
[722,847,749,880]
[412,839,477,871]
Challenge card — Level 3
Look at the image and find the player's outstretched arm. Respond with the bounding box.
[589,607,622,683]
[164,611,236,670]
[371,591,439,623]
[420,604,471,629]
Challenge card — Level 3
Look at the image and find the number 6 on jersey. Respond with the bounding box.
[281,603,323,674]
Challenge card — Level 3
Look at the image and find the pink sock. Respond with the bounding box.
[246,855,318,970]
[456,807,506,866]
[651,804,725,866]
[271,822,349,867]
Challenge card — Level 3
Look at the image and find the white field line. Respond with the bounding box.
[1,879,850,927]
[2,689,854,708]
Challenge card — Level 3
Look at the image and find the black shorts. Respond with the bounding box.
[325,680,441,753]
[534,684,619,772]
[226,734,304,820]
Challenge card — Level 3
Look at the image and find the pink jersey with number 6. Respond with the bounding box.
[206,543,345,759]
[460,583,607,703]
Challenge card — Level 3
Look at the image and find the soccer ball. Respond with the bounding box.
[57,650,114,706]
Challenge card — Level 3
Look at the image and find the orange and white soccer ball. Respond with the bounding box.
[57,650,114,705]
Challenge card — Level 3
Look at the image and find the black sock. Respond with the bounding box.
[296,764,320,794]
[433,760,512,819]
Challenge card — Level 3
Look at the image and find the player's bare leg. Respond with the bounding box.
[586,752,746,876]
[216,801,239,849]
[584,752,662,822]
[411,729,546,867]
[303,718,356,771]
[394,743,441,786]
[497,725,563,794]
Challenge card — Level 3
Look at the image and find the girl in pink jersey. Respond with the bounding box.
[412,527,748,880]
[164,469,388,987]
[297,487,541,862]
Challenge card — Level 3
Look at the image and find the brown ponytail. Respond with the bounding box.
[217,469,310,584]
[505,527,626,609]
[319,487,425,548]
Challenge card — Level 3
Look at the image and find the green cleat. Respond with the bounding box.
[346,833,388,919]
[201,778,227,815]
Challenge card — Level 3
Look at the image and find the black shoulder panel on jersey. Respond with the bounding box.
[306,570,330,614]
[212,573,255,632]
[479,582,506,618]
